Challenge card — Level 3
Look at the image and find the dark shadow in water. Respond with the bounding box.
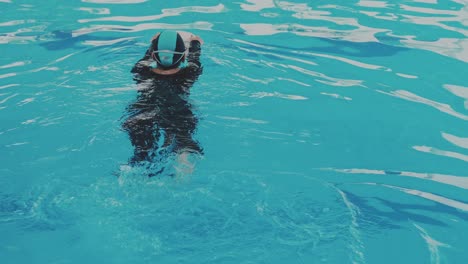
[312,35,408,58]
[232,33,408,59]
[121,41,203,177]
[342,191,468,229]
[0,193,73,231]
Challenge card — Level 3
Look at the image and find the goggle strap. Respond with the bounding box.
[152,51,185,68]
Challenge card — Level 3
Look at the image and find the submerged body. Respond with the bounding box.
[123,32,203,168]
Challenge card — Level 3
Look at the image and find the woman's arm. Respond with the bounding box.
[187,35,203,66]
[131,33,160,74]
[130,47,152,74]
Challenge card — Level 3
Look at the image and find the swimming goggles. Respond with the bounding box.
[151,49,187,67]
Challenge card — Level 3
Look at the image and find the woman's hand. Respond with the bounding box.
[189,35,204,45]
[151,33,160,41]
[148,33,160,53]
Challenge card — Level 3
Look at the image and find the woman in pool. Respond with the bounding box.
[123,30,204,176]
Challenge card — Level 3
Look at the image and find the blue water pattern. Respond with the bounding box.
[1,0,468,263]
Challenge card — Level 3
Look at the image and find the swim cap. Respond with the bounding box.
[151,30,186,69]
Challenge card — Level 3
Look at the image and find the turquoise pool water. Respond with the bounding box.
[1,0,468,263]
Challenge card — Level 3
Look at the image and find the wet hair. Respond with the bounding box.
[151,31,186,69]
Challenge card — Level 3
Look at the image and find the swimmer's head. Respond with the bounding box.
[151,30,186,69]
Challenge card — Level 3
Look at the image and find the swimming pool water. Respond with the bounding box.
[1,0,468,263]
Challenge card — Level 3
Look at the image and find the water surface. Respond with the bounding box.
[1,0,468,263]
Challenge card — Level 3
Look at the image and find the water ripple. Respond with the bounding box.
[0,84,19,90]
[236,1,468,62]
[401,38,468,62]
[82,36,137,46]
[0,61,30,69]
[250,91,308,101]
[216,115,268,124]
[324,168,468,190]
[413,145,468,163]
[336,188,365,264]
[78,4,226,23]
[240,23,387,43]
[0,73,17,79]
[413,223,449,264]
[231,37,391,71]
[400,5,468,36]
[82,0,147,4]
[379,89,468,121]
[73,22,213,37]
[288,64,364,87]
[241,0,275,12]
[78,7,110,15]
[444,84,468,106]
[371,183,468,212]
[442,132,468,149]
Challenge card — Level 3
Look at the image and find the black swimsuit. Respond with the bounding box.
[123,41,203,164]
